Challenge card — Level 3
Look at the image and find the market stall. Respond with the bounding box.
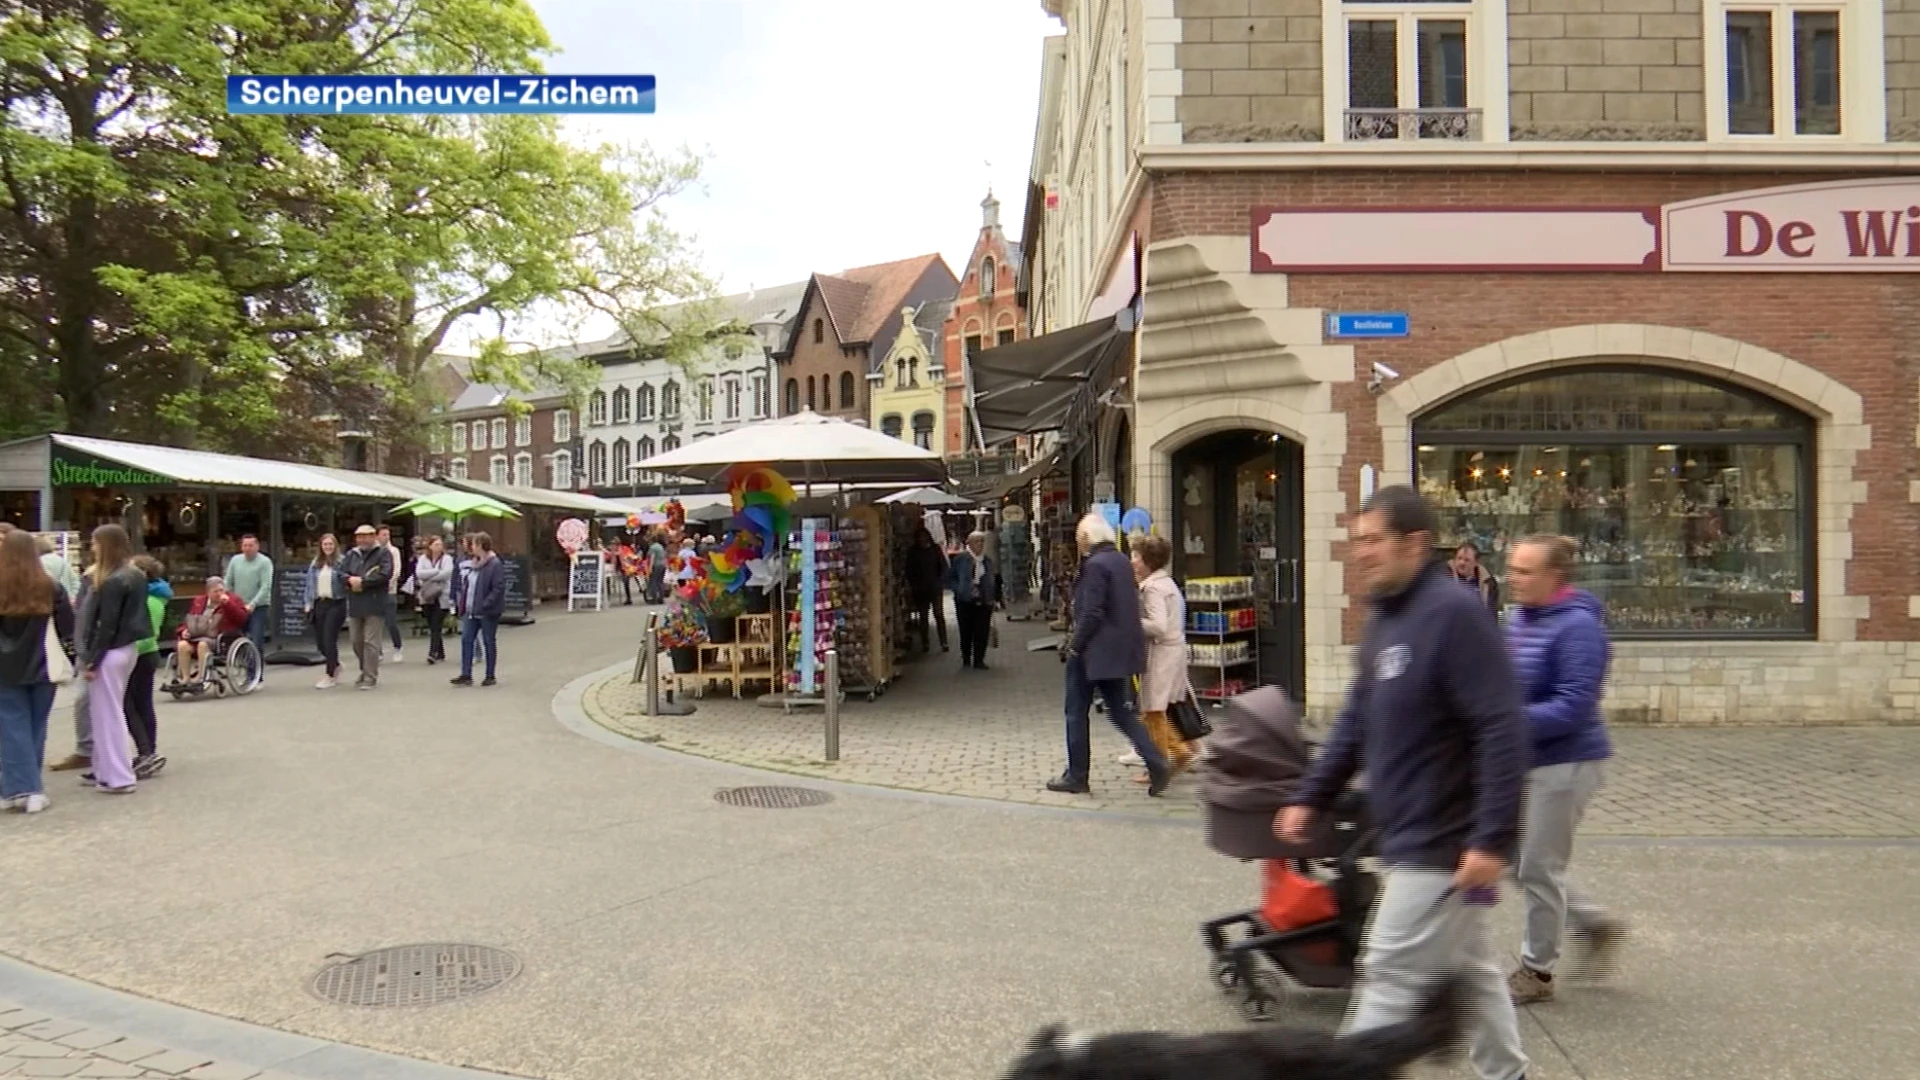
[441,476,635,610]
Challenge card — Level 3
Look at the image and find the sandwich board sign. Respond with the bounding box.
[567,550,604,612]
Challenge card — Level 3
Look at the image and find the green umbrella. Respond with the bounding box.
[390,491,522,520]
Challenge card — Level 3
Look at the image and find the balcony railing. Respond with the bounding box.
[1344,108,1482,142]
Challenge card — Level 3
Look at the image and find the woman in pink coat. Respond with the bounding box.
[1130,533,1194,780]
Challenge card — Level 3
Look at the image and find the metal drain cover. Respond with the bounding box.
[714,785,834,809]
[311,943,521,1007]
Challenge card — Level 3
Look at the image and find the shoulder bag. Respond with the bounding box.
[1168,681,1213,742]
[44,621,74,684]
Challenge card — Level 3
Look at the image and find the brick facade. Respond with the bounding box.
[1133,167,1920,723]
[776,256,958,425]
[942,196,1029,452]
[432,401,574,491]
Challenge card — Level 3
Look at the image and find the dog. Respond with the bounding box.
[1001,976,1461,1080]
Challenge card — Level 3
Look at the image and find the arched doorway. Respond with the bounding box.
[1169,428,1306,703]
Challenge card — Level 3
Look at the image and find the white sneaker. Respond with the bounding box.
[0,795,18,812]
[315,675,336,689]
[390,649,404,663]
[22,793,47,814]
[1117,750,1143,766]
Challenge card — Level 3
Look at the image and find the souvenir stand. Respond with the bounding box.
[630,412,947,713]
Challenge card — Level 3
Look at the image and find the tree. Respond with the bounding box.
[0,0,725,463]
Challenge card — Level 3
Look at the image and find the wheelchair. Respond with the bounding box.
[166,634,264,699]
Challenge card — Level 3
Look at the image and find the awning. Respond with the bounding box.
[442,476,635,516]
[48,434,398,498]
[967,311,1131,447]
[633,412,947,487]
[974,450,1063,502]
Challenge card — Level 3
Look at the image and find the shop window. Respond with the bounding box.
[514,452,533,487]
[724,378,741,420]
[1717,4,1843,136]
[588,440,608,486]
[1336,2,1477,141]
[611,386,632,424]
[451,422,467,452]
[881,414,904,439]
[911,411,935,450]
[839,371,856,411]
[662,381,681,418]
[449,458,468,481]
[637,384,656,419]
[515,414,532,447]
[784,378,799,415]
[490,418,507,449]
[489,454,509,486]
[589,390,607,426]
[755,375,771,417]
[548,450,571,489]
[1414,366,1813,637]
[554,409,572,443]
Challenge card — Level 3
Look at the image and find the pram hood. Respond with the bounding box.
[1199,685,1311,814]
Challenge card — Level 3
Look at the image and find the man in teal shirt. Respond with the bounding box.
[224,534,275,665]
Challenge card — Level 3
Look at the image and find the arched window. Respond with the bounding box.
[839,371,855,410]
[611,386,631,424]
[881,414,904,439]
[612,438,630,484]
[637,436,655,460]
[979,256,995,297]
[911,411,935,450]
[813,318,824,344]
[662,434,681,452]
[784,378,800,415]
[588,390,607,426]
[661,381,681,418]
[806,376,816,411]
[637,384,656,419]
[489,454,509,486]
[1414,365,1813,637]
[588,440,608,486]
[821,374,833,411]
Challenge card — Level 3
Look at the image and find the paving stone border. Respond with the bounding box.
[0,1007,288,1080]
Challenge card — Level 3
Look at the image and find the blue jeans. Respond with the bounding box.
[244,606,269,654]
[1062,653,1165,783]
[460,616,499,679]
[0,680,55,799]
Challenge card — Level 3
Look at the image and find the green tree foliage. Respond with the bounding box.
[0,0,722,465]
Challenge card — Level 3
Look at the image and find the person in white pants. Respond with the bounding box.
[1502,535,1626,1002]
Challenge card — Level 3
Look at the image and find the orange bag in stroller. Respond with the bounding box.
[1260,860,1340,967]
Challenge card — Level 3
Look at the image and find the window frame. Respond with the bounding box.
[589,390,608,427]
[611,386,632,425]
[724,377,742,420]
[491,418,508,449]
[515,414,532,447]
[753,374,771,418]
[489,454,509,486]
[1320,0,1509,143]
[1412,363,1816,641]
[911,411,936,451]
[612,437,631,484]
[637,384,656,420]
[513,452,533,487]
[1702,0,1883,142]
[588,441,608,486]
[662,381,681,419]
[448,458,468,480]
[548,450,571,489]
[554,409,572,443]
[451,422,467,453]
[839,371,856,411]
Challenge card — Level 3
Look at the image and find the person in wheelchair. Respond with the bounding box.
[169,576,249,690]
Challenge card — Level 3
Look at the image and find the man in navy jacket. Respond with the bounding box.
[1502,534,1625,1003]
[1045,513,1169,797]
[451,532,507,687]
[1278,486,1531,1080]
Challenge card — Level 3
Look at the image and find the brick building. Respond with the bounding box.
[426,371,578,492]
[1011,0,1920,722]
[941,194,1030,452]
[774,255,958,423]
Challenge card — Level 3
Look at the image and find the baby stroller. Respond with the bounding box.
[1198,685,1376,1022]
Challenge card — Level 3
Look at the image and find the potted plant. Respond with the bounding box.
[659,599,705,673]
[699,587,749,644]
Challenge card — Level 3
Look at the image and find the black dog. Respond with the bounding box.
[1002,977,1461,1080]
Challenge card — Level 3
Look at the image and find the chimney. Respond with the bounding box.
[981,191,1000,230]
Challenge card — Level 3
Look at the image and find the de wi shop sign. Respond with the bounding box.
[1251,178,1920,273]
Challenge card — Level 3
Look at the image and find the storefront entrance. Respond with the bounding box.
[1169,429,1306,702]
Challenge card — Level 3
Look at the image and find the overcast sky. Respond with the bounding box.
[450,0,1060,348]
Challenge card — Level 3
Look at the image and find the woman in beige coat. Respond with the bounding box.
[1131,534,1194,780]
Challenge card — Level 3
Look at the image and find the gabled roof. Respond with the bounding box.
[777,254,949,357]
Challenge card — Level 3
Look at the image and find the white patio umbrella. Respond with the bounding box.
[632,411,948,488]
[878,485,971,507]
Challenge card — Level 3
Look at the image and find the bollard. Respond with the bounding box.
[823,648,840,761]
[643,616,661,715]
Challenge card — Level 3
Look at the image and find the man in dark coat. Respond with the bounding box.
[339,524,394,690]
[904,526,949,654]
[451,531,508,687]
[1046,513,1169,796]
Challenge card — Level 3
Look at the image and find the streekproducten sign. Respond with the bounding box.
[49,448,169,488]
[1250,178,1920,274]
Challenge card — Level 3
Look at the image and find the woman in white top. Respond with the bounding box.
[303,534,348,689]
[413,536,455,664]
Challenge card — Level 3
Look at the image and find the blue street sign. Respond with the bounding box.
[1327,312,1410,338]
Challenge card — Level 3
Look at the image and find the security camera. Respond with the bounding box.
[1371,361,1400,382]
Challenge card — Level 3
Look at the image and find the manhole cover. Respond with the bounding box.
[310,944,521,1007]
[714,785,834,809]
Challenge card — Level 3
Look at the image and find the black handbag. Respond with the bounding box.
[1168,683,1212,741]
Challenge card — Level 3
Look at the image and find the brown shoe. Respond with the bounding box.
[50,754,90,772]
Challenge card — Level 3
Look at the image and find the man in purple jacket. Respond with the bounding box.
[1278,486,1530,1080]
[1503,535,1625,1004]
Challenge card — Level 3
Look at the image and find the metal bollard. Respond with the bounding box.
[643,616,661,714]
[823,648,840,761]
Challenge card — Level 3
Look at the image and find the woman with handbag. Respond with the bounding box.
[0,529,78,813]
[413,536,454,664]
[1131,533,1197,781]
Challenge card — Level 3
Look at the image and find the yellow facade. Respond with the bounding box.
[869,307,945,452]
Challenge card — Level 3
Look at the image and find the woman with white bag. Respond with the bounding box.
[0,528,78,814]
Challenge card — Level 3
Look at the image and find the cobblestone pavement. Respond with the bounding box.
[587,620,1920,837]
[0,1005,275,1080]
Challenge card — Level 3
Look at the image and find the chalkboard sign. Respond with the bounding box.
[266,566,320,662]
[568,551,604,612]
[500,555,533,625]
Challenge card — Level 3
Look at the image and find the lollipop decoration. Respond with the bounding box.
[665,499,686,534]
